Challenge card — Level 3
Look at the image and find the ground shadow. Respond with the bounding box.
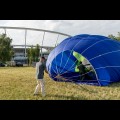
[107,82,120,88]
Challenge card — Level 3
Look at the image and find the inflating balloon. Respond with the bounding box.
[46,34,120,86]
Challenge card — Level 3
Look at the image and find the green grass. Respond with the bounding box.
[0,67,120,100]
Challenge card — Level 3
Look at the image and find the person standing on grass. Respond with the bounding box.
[34,56,48,97]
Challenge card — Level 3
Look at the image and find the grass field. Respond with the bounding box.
[0,67,120,100]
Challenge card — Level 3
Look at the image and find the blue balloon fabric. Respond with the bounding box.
[46,34,120,86]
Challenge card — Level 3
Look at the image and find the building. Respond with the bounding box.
[12,48,27,64]
[11,46,52,66]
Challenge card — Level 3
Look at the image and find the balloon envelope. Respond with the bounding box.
[46,34,120,86]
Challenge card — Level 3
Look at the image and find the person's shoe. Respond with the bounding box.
[33,93,39,96]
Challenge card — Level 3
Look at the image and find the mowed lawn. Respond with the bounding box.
[0,67,120,100]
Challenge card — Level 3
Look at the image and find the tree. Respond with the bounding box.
[27,46,34,66]
[116,32,120,41]
[34,44,40,62]
[0,34,14,63]
[108,32,120,41]
[27,44,40,66]
[108,34,117,40]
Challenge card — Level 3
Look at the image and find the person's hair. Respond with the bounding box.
[41,56,45,60]
[40,56,45,60]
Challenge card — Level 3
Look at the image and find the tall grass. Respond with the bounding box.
[0,67,120,100]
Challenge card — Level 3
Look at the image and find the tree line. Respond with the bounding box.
[108,32,120,41]
[0,34,14,63]
[0,32,120,64]
[0,33,40,65]
[27,44,40,66]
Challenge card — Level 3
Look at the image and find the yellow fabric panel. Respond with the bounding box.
[73,51,85,72]
[73,51,85,62]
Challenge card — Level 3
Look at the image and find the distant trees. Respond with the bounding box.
[0,34,14,63]
[27,44,40,66]
[108,32,120,41]
[0,32,41,66]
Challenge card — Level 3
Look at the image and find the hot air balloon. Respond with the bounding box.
[46,34,120,86]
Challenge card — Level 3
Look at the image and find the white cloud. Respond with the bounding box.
[0,20,120,46]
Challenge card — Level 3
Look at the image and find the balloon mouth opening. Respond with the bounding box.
[48,50,98,84]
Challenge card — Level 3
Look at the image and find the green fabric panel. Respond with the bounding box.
[73,51,85,62]
[73,51,85,72]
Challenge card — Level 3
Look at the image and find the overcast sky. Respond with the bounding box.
[0,20,120,47]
